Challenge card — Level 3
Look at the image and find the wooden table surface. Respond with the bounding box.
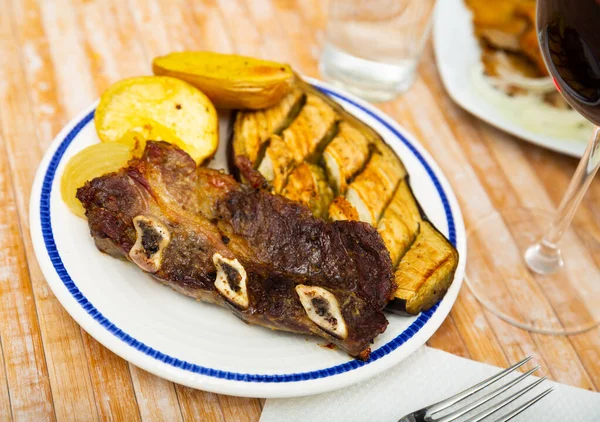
[1,0,599,420]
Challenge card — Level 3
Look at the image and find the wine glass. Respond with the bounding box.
[466,0,600,335]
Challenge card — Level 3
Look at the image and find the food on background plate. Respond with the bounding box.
[77,141,393,359]
[153,51,295,109]
[467,0,543,71]
[465,0,559,97]
[94,76,218,164]
[63,51,459,357]
[464,0,593,139]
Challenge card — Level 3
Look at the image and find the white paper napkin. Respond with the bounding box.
[261,346,600,422]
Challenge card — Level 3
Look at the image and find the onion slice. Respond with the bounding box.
[61,142,133,218]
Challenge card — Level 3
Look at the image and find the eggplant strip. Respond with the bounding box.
[232,87,305,165]
[257,93,339,193]
[282,163,334,219]
[388,221,459,315]
[323,121,372,195]
[344,142,406,226]
[377,179,422,268]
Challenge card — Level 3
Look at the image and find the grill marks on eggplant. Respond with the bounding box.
[377,179,422,268]
[323,121,372,196]
[229,80,459,316]
[257,94,339,194]
[232,88,305,165]
[387,221,459,315]
[343,142,407,227]
[77,141,393,358]
[281,163,334,220]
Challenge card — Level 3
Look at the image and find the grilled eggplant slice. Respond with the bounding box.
[323,121,371,195]
[388,221,458,315]
[257,94,338,193]
[232,88,305,166]
[296,77,381,144]
[377,179,422,268]
[282,163,334,219]
[345,142,406,226]
[328,196,359,221]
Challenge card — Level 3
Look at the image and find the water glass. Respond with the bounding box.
[319,0,437,102]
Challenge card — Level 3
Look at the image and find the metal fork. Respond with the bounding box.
[398,356,554,422]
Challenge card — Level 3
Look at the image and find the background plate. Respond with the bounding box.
[30,78,466,398]
[434,0,588,157]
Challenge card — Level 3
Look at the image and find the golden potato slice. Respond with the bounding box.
[153,51,294,110]
[61,142,134,218]
[95,76,218,164]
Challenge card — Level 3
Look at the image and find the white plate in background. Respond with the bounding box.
[434,0,590,157]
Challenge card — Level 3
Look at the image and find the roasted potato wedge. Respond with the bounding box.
[95,76,218,164]
[153,51,294,109]
[232,88,305,166]
[282,163,334,219]
[61,142,135,218]
[377,179,422,267]
[388,221,459,315]
[323,121,372,195]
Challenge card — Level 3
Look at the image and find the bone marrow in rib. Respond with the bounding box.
[296,285,348,340]
[130,215,171,273]
[213,253,249,309]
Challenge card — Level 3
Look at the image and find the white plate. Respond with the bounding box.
[30,78,466,398]
[433,0,589,157]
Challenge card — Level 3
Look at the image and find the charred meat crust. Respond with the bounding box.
[77,141,393,359]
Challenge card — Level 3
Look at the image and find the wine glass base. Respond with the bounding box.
[466,207,600,335]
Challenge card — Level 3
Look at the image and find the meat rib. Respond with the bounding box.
[77,141,394,359]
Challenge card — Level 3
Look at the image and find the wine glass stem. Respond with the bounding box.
[526,126,600,274]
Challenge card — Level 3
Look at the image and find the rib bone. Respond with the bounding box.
[212,253,249,309]
[130,215,171,273]
[296,285,348,339]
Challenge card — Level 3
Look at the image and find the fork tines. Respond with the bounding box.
[403,356,554,422]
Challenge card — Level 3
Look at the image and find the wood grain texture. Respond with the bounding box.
[0,1,598,421]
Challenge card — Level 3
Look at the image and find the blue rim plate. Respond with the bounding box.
[30,78,467,398]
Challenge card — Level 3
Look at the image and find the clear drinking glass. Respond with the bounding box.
[466,0,600,335]
[319,0,437,102]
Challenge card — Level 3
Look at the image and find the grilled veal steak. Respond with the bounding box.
[77,141,394,359]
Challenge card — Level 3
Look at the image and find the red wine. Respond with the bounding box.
[538,0,600,125]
